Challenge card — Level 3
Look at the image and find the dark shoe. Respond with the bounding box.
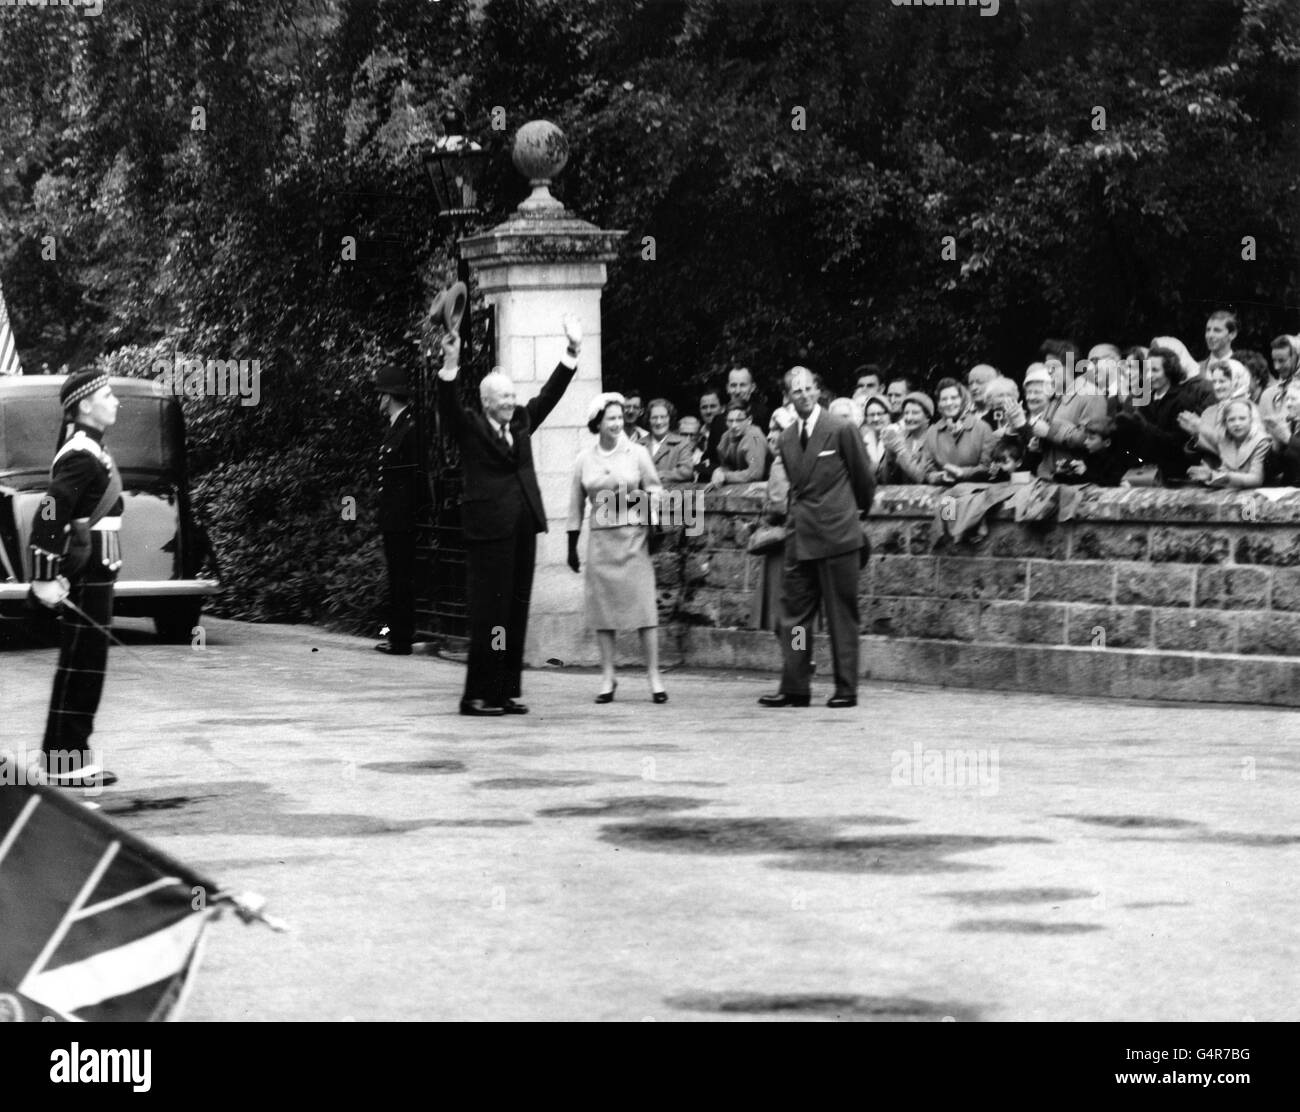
[594,681,618,704]
[651,690,668,704]
[46,765,119,789]
[459,699,505,717]
[502,699,529,715]
[758,692,811,708]
[827,694,858,708]
[374,642,412,656]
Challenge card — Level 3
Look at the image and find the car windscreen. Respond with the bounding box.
[0,391,177,478]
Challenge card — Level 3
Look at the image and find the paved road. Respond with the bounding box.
[4,617,1297,1021]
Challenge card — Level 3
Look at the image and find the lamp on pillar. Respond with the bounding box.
[416,109,489,649]
[421,109,488,362]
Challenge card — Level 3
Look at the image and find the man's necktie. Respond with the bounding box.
[800,421,808,450]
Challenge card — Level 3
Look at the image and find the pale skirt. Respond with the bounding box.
[585,524,658,630]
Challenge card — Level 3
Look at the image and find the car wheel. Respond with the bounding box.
[154,602,202,644]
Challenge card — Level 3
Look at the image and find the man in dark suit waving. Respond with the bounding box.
[759,366,875,709]
[436,315,582,716]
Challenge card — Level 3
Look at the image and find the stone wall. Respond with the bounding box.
[650,483,1300,706]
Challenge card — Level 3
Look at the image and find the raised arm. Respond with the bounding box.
[526,314,583,430]
[434,332,469,437]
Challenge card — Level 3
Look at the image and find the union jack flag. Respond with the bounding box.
[0,783,275,1021]
[0,277,22,376]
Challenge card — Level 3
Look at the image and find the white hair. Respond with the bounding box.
[479,370,514,405]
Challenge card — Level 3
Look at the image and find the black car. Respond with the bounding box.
[0,375,218,640]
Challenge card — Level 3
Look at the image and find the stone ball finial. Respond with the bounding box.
[512,120,569,214]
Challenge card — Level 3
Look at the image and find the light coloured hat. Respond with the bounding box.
[586,391,626,424]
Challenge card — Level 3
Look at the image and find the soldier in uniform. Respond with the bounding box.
[373,366,429,655]
[28,370,123,788]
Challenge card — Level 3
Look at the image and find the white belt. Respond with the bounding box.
[91,517,122,532]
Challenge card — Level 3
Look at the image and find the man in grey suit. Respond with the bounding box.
[759,366,875,709]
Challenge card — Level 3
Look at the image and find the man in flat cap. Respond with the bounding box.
[28,370,123,788]
[373,365,429,656]
[436,315,583,716]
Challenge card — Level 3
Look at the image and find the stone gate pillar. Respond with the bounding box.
[459,121,624,666]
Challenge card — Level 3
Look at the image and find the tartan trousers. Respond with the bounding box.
[42,563,116,770]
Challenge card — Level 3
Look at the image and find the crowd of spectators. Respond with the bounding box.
[620,311,1300,493]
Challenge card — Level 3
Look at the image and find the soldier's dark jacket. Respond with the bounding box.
[377,405,431,532]
[30,424,124,580]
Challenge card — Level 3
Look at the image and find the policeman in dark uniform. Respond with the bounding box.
[373,365,429,655]
[29,370,123,788]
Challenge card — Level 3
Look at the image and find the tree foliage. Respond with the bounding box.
[1,0,1296,629]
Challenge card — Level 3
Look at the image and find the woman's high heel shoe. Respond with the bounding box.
[595,681,617,704]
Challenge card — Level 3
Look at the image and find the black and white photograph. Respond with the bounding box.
[0,0,1295,1078]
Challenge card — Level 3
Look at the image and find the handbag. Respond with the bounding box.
[747,522,789,555]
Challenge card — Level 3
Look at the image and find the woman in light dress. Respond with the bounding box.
[567,392,668,703]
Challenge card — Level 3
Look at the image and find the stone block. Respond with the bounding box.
[865,519,913,556]
[1149,526,1232,564]
[892,598,980,641]
[1115,564,1195,608]
[1151,609,1237,654]
[1236,611,1300,656]
[1064,605,1153,649]
[1269,567,1300,612]
[1027,561,1114,604]
[1234,529,1300,567]
[1125,650,1201,702]
[935,557,1027,601]
[1069,525,1150,561]
[983,523,1069,560]
[978,600,1067,645]
[1194,566,1271,610]
[705,550,750,592]
[871,556,938,598]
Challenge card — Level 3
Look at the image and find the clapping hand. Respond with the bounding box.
[1176,411,1201,435]
[1186,464,1212,483]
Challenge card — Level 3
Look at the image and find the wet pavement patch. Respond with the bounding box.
[103,795,205,815]
[1189,832,1300,847]
[538,796,710,818]
[598,817,1047,874]
[938,887,1097,906]
[664,992,979,1022]
[953,920,1103,934]
[475,777,600,790]
[1059,814,1202,829]
[97,781,490,838]
[362,760,467,775]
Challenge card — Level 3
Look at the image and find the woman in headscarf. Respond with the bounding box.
[1270,379,1300,485]
[1177,358,1252,460]
[1186,398,1269,490]
[845,393,892,483]
[567,392,667,703]
[919,378,996,484]
[1150,336,1202,382]
[880,391,934,483]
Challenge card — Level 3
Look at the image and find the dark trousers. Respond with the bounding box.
[464,515,537,705]
[777,550,860,697]
[42,565,116,770]
[382,530,417,648]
